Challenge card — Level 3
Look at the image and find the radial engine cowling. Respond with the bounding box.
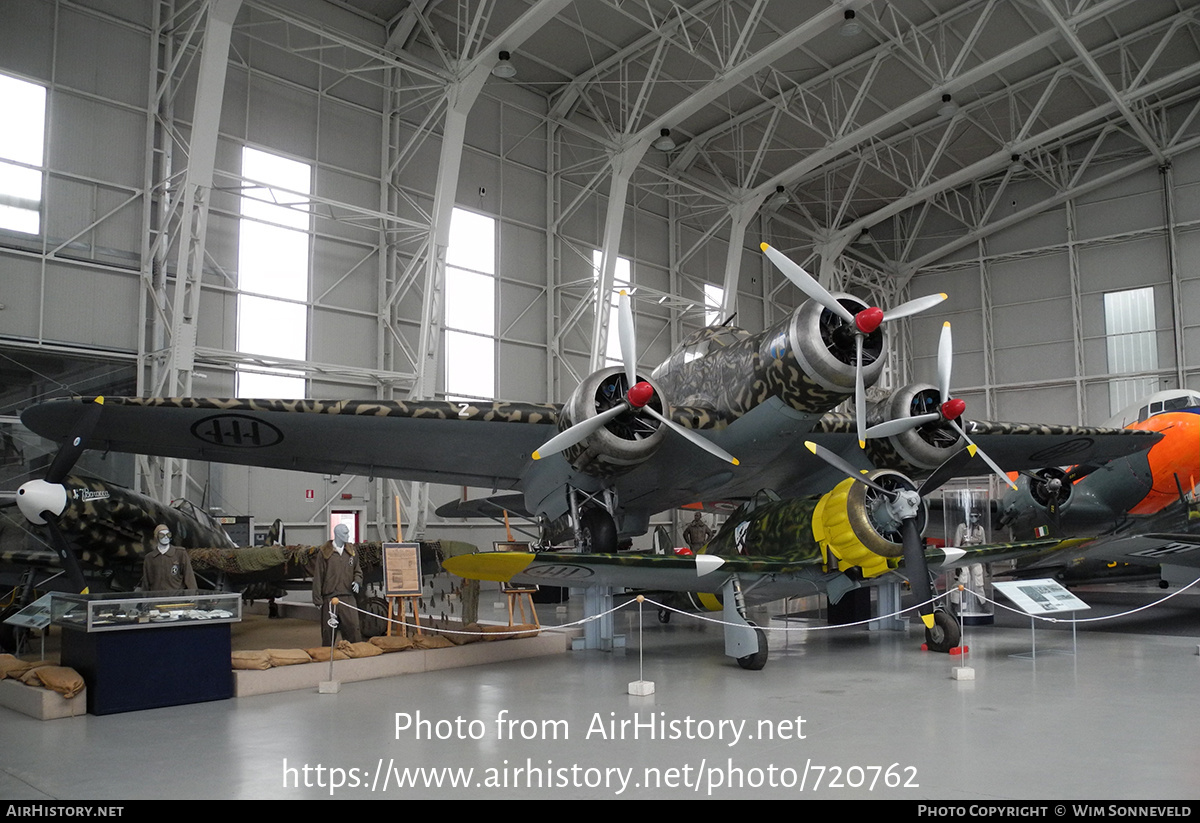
[558,367,668,478]
[864,382,965,473]
[812,469,927,580]
[785,296,886,398]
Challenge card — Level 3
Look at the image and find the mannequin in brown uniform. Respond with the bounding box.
[311,523,362,645]
[139,524,197,591]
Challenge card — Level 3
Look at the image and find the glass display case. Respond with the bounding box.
[50,591,241,633]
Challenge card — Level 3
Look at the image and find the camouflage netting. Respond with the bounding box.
[189,542,387,574]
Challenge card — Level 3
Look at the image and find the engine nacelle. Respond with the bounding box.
[812,469,927,579]
[780,296,887,405]
[863,382,965,473]
[558,367,668,478]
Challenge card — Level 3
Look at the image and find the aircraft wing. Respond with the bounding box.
[21,397,559,489]
[442,550,824,594]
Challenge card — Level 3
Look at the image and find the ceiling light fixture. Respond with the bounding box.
[840,9,861,37]
[492,50,516,79]
[1009,153,1024,173]
[767,185,789,209]
[853,228,871,246]
[938,93,959,118]
[654,128,676,152]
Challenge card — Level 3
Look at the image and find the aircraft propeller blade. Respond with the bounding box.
[644,405,738,466]
[618,290,637,389]
[532,403,627,460]
[45,396,104,484]
[760,243,855,325]
[855,335,866,448]
[883,292,948,322]
[901,517,936,630]
[949,419,1016,490]
[42,516,88,594]
[803,441,894,497]
[917,445,979,497]
[863,413,941,439]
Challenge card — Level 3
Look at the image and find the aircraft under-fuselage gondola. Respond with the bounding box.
[17,246,1162,666]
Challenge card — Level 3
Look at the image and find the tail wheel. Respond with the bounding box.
[736,621,768,670]
[924,609,961,653]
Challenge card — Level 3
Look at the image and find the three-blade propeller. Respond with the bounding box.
[533,292,738,466]
[862,322,1016,491]
[805,440,977,634]
[761,243,946,448]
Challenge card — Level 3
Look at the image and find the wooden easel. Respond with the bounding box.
[505,587,539,627]
[387,595,423,636]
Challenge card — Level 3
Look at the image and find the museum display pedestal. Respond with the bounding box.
[63,622,234,715]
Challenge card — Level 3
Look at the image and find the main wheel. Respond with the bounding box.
[578,507,618,553]
[924,609,961,653]
[657,608,671,624]
[360,596,389,638]
[736,622,768,670]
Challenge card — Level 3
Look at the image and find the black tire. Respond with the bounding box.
[657,608,671,624]
[579,507,618,553]
[736,622,768,670]
[924,609,961,653]
[361,596,389,638]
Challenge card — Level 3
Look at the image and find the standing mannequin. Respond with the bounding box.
[682,512,713,553]
[139,524,197,591]
[311,523,362,645]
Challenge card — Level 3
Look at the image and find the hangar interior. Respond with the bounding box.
[3,0,1200,550]
[3,0,1200,802]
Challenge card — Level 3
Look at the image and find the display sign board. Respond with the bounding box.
[993,579,1090,615]
[3,593,55,630]
[382,542,422,596]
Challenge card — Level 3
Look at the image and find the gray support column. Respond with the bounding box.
[157,0,241,502]
[719,199,761,320]
[589,141,650,371]
[1161,163,1186,390]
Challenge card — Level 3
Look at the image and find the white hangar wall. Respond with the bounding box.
[905,146,1200,428]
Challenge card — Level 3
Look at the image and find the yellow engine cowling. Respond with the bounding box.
[811,469,926,579]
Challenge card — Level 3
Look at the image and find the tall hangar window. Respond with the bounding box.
[592,249,631,368]
[0,73,47,234]
[704,284,725,325]
[1104,286,1158,416]
[444,208,496,400]
[236,147,311,398]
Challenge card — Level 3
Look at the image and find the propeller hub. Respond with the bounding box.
[627,381,654,409]
[17,479,68,525]
[854,306,884,334]
[941,397,966,421]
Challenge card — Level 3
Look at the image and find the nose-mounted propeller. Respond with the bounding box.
[760,243,946,449]
[805,439,977,638]
[16,396,106,593]
[862,322,1016,491]
[533,292,739,466]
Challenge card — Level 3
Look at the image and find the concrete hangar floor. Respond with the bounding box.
[2,582,1198,801]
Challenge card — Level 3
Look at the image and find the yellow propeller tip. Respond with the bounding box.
[943,321,951,328]
[759,242,770,251]
[619,289,627,296]
[939,293,948,299]
[858,440,866,450]
[531,451,542,461]
[94,396,105,404]
[731,458,740,466]
[804,441,817,454]
[967,444,977,456]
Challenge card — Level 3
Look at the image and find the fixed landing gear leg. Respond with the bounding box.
[722,576,767,670]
